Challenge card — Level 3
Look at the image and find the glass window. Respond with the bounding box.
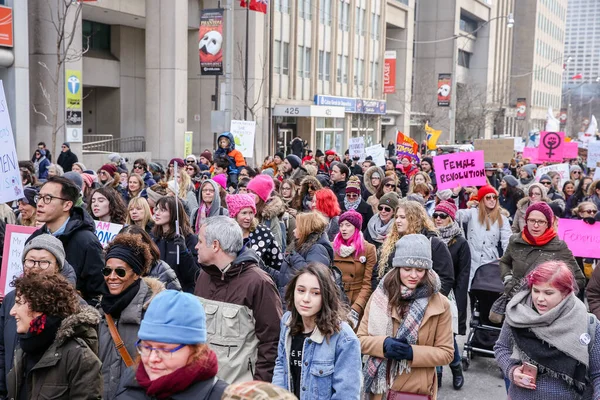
[274,40,281,74]
[297,46,304,77]
[459,14,478,35]
[325,52,331,81]
[318,50,324,80]
[354,57,358,85]
[343,55,349,83]
[304,47,312,78]
[337,55,342,83]
[458,50,471,68]
[82,20,111,52]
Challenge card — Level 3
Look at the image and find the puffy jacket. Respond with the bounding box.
[36,157,50,180]
[500,233,585,297]
[98,278,164,400]
[331,181,347,210]
[7,306,103,400]
[154,233,201,293]
[214,132,246,174]
[195,247,282,383]
[148,259,182,291]
[272,312,362,400]
[28,206,108,304]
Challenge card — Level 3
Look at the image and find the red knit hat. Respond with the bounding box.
[169,158,185,167]
[477,185,497,201]
[100,164,117,176]
[434,200,457,220]
[325,149,336,156]
[525,202,554,225]
[345,176,361,195]
[339,210,363,231]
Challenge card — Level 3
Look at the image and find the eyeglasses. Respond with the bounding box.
[61,145,67,149]
[34,194,70,204]
[186,167,195,171]
[432,213,449,220]
[378,205,393,212]
[99,171,109,176]
[135,340,186,359]
[102,267,128,278]
[346,193,359,199]
[23,259,53,270]
[540,181,552,186]
[384,184,397,189]
[581,209,597,215]
[484,195,498,201]
[526,218,548,227]
[133,165,143,170]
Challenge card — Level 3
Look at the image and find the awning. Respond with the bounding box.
[273,105,345,118]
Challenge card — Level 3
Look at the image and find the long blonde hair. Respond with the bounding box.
[477,188,504,230]
[177,172,192,199]
[377,200,437,278]
[126,197,154,228]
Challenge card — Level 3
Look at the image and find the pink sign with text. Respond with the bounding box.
[557,218,600,258]
[433,150,486,190]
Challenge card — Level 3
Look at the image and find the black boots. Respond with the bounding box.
[449,363,464,390]
[437,371,443,388]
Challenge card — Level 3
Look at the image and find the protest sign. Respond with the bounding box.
[348,137,365,160]
[594,168,600,181]
[365,144,386,167]
[0,225,36,295]
[95,220,123,248]
[535,163,569,189]
[514,137,525,153]
[230,120,256,156]
[558,218,600,258]
[564,141,578,159]
[474,138,514,163]
[396,131,420,163]
[588,141,600,168]
[0,81,23,203]
[538,131,565,162]
[433,150,486,191]
[522,147,542,163]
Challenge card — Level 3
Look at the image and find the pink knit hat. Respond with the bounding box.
[434,200,457,220]
[213,174,227,189]
[81,173,95,188]
[225,194,256,218]
[247,175,274,202]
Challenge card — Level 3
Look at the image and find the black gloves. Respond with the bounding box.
[383,337,414,361]
[173,235,189,254]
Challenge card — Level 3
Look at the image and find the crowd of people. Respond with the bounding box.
[0,132,599,399]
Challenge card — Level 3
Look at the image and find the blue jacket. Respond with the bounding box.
[272,312,362,400]
[37,157,50,180]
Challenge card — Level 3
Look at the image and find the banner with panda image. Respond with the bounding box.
[199,9,224,76]
[437,73,451,107]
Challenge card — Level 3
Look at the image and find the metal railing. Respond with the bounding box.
[82,136,146,153]
[83,134,114,143]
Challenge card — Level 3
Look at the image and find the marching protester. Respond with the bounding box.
[193,179,229,233]
[126,197,154,234]
[363,165,385,205]
[313,188,341,242]
[88,187,128,225]
[341,176,373,231]
[16,187,39,227]
[56,142,78,172]
[364,192,399,251]
[294,176,322,213]
[511,182,549,233]
[248,175,287,251]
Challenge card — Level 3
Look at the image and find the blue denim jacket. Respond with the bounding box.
[272,312,362,400]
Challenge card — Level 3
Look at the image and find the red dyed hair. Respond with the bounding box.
[526,260,577,296]
[314,188,341,218]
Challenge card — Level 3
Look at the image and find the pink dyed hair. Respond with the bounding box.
[333,225,364,260]
[526,260,577,296]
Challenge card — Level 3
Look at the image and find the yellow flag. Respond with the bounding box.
[425,122,442,150]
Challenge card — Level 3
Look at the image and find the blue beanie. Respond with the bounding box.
[138,290,207,344]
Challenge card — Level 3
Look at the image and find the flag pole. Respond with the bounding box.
[244,0,250,120]
[267,1,274,153]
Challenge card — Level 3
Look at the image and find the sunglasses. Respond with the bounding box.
[102,267,128,278]
[581,209,597,215]
[540,181,552,185]
[133,165,143,169]
[346,193,359,199]
[384,183,397,189]
[378,205,393,212]
[484,195,498,200]
[432,213,449,220]
[573,171,581,174]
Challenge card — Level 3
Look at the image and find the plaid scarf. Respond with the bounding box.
[363,269,441,396]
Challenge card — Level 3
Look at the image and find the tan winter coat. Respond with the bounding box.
[357,292,454,399]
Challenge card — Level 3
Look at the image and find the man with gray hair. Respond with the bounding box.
[194,216,282,384]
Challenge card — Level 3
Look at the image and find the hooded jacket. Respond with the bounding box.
[511,186,551,233]
[28,206,107,304]
[214,132,246,173]
[34,155,50,180]
[287,165,309,186]
[56,149,79,172]
[259,196,287,251]
[7,306,103,400]
[195,247,283,382]
[363,166,385,199]
[193,180,229,230]
[293,176,322,212]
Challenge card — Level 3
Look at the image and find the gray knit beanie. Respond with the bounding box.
[502,175,519,187]
[392,234,432,270]
[22,234,66,270]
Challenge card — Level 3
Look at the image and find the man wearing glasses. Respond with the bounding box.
[56,142,78,172]
[26,176,106,305]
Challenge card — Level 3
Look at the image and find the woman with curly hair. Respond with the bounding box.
[272,262,362,398]
[99,233,165,399]
[88,187,127,224]
[314,188,341,241]
[8,273,102,399]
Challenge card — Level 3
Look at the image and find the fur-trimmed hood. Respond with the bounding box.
[261,195,287,220]
[364,165,385,195]
[142,276,166,310]
[296,175,323,205]
[55,305,101,351]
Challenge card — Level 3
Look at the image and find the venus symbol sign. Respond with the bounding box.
[539,131,565,161]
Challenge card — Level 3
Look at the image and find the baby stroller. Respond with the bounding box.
[461,261,504,371]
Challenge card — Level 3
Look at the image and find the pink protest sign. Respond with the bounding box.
[563,141,578,159]
[538,131,565,162]
[0,224,37,295]
[433,150,486,191]
[557,218,600,258]
[522,147,542,163]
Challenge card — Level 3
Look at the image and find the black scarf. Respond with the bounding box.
[101,279,142,319]
[18,315,63,356]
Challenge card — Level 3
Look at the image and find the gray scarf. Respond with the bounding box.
[505,290,590,368]
[344,196,361,211]
[437,221,463,246]
[367,215,394,243]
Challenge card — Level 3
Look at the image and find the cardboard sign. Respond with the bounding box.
[230,120,256,156]
[94,220,123,248]
[474,138,515,163]
[564,141,578,159]
[0,81,23,203]
[588,141,600,168]
[365,144,386,167]
[558,219,600,258]
[348,137,365,160]
[0,225,37,295]
[538,131,565,162]
[433,150,486,191]
[535,163,569,190]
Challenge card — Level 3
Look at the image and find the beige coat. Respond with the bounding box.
[358,291,454,399]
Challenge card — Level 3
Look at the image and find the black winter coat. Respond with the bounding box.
[342,200,374,231]
[154,233,201,293]
[27,207,108,303]
[445,234,471,335]
[148,259,182,291]
[331,180,347,210]
[57,149,78,172]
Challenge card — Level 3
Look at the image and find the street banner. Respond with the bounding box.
[564,142,578,159]
[558,218,600,258]
[365,144,386,167]
[65,69,82,109]
[0,81,23,203]
[437,74,451,107]
[433,150,486,191]
[348,137,365,160]
[383,51,397,94]
[184,131,193,158]
[0,225,36,295]
[396,131,420,163]
[199,9,224,76]
[230,120,256,155]
[94,220,123,248]
[474,138,514,163]
[425,122,441,150]
[516,98,527,120]
[538,131,565,162]
[535,163,569,190]
[0,7,13,48]
[587,141,600,169]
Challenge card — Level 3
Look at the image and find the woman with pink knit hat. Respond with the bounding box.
[247,175,288,251]
[227,193,283,280]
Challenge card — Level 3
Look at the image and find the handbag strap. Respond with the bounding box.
[105,314,134,367]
